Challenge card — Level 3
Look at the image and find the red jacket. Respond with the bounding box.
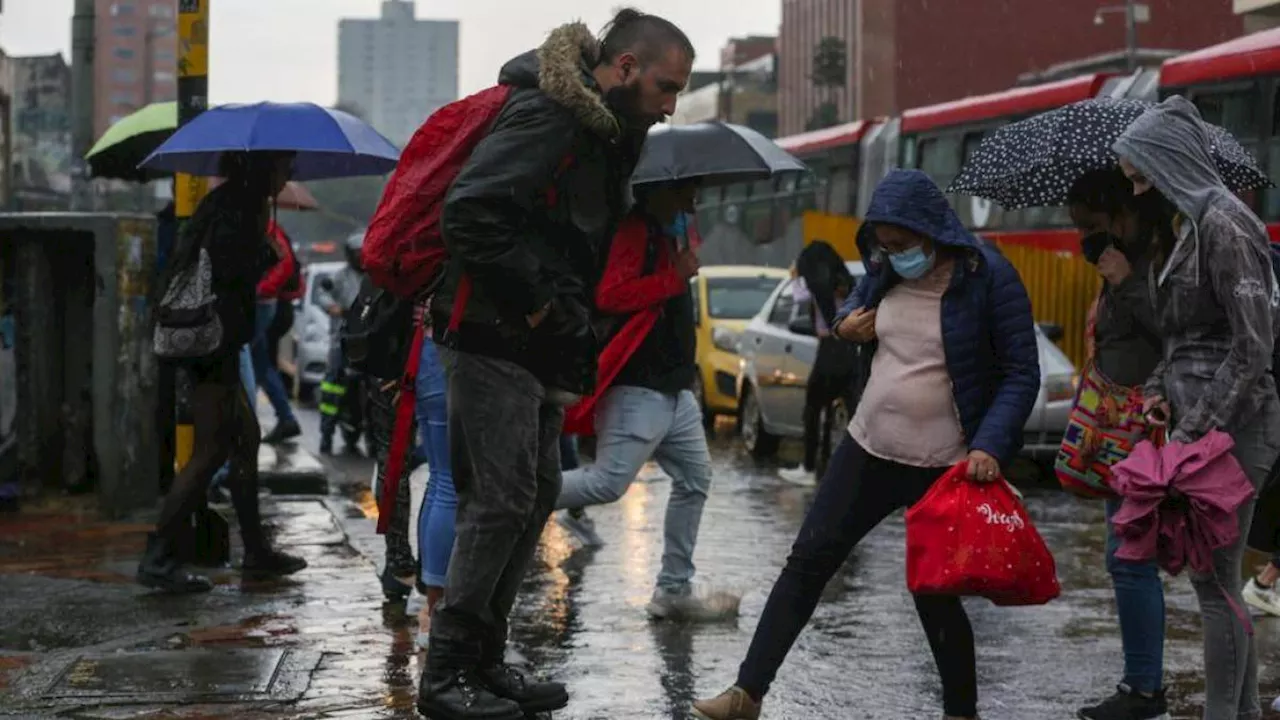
[257,221,299,300]
[564,213,687,436]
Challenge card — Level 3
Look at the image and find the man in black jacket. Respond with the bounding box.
[420,9,694,720]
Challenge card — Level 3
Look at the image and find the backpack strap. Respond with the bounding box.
[376,319,427,534]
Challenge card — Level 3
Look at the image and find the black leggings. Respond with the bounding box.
[736,437,978,718]
[156,356,266,552]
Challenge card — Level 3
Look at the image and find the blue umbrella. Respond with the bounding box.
[139,102,400,181]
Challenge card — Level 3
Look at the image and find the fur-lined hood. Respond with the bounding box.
[498,22,620,140]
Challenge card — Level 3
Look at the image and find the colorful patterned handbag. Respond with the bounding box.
[1054,298,1163,498]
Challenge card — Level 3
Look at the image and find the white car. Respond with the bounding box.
[737,261,1076,471]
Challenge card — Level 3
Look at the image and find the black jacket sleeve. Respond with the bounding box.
[440,89,580,322]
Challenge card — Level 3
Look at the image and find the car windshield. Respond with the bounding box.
[707,276,783,320]
[309,272,334,305]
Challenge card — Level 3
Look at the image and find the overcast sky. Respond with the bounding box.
[0,0,780,103]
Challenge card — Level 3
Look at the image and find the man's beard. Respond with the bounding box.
[605,81,663,132]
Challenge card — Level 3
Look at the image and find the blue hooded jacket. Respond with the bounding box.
[835,169,1041,466]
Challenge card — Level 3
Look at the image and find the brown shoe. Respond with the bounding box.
[692,686,761,720]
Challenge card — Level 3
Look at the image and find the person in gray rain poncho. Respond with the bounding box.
[1114,95,1280,720]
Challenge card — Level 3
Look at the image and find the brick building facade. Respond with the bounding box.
[779,0,1245,136]
[93,0,178,138]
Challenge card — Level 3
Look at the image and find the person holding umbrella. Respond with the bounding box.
[1114,95,1280,720]
[139,151,308,593]
[1064,167,1168,720]
[553,120,803,619]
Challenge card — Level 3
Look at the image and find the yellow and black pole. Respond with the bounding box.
[172,0,210,473]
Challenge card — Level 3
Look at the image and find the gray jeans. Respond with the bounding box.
[1193,395,1280,720]
[555,386,713,592]
[427,349,563,672]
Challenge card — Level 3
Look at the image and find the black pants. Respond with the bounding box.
[155,355,266,553]
[802,338,853,472]
[736,437,977,718]
[428,349,563,672]
[364,372,418,579]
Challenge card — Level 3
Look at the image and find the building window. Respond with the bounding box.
[149,4,174,18]
[109,114,126,126]
[111,91,136,105]
[113,24,137,37]
[112,68,137,83]
[153,71,175,83]
[114,47,136,60]
[111,2,136,16]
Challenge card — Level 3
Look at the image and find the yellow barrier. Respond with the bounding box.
[994,242,1099,368]
[801,211,861,260]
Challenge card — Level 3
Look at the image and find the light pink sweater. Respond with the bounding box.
[848,259,967,468]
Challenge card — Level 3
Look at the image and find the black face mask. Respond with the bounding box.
[1081,231,1119,265]
[1134,187,1179,227]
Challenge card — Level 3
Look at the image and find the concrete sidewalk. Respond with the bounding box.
[0,492,427,719]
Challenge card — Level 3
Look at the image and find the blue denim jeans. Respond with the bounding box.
[416,338,455,588]
[212,345,256,489]
[1104,497,1165,694]
[252,301,297,425]
[555,386,712,592]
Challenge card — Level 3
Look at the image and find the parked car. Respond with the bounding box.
[737,261,1076,471]
[289,260,345,398]
[689,266,789,426]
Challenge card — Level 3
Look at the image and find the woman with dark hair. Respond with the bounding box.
[138,151,308,593]
[1065,168,1168,720]
[1115,95,1280,720]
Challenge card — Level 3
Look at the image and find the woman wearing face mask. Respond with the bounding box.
[1065,168,1168,720]
[1114,95,1280,720]
[693,169,1041,720]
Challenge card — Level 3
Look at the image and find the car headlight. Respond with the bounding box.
[1044,373,1075,403]
[711,327,741,354]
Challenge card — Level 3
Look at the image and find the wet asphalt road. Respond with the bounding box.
[7,402,1280,719]
[300,405,1280,720]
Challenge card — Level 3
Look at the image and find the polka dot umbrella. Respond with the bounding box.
[947,97,1273,210]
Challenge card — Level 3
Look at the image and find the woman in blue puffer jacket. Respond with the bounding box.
[693,169,1041,720]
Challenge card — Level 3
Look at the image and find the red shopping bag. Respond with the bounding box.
[905,462,1061,606]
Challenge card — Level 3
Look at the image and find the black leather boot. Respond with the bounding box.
[242,546,308,579]
[476,663,569,714]
[136,532,213,593]
[416,669,524,720]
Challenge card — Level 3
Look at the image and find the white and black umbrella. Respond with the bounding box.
[947,97,1273,210]
[632,121,807,187]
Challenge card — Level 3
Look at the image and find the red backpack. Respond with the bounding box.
[362,85,515,299]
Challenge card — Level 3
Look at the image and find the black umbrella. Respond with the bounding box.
[947,97,1273,209]
[631,121,807,187]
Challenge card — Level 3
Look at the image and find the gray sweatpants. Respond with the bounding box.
[427,348,563,673]
[1194,395,1280,720]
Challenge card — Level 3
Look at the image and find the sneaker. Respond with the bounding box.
[262,419,302,445]
[1077,684,1169,720]
[380,567,413,601]
[1244,578,1280,617]
[647,585,741,622]
[476,663,569,714]
[556,508,605,548]
[417,669,524,720]
[692,686,761,720]
[778,466,816,486]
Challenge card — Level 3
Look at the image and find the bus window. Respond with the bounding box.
[826,166,854,215]
[962,131,987,162]
[745,178,777,244]
[1192,88,1260,142]
[917,134,963,193]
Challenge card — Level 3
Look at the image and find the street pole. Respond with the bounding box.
[69,0,95,210]
[1125,0,1138,73]
[166,0,210,484]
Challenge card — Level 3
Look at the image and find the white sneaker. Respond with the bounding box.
[1244,578,1280,617]
[778,466,815,486]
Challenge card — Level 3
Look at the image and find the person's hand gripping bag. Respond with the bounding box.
[905,462,1061,606]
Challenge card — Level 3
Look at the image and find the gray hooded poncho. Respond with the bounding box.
[1112,95,1278,440]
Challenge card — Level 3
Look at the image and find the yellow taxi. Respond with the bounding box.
[689,265,789,425]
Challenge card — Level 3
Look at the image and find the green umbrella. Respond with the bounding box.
[85,101,176,182]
